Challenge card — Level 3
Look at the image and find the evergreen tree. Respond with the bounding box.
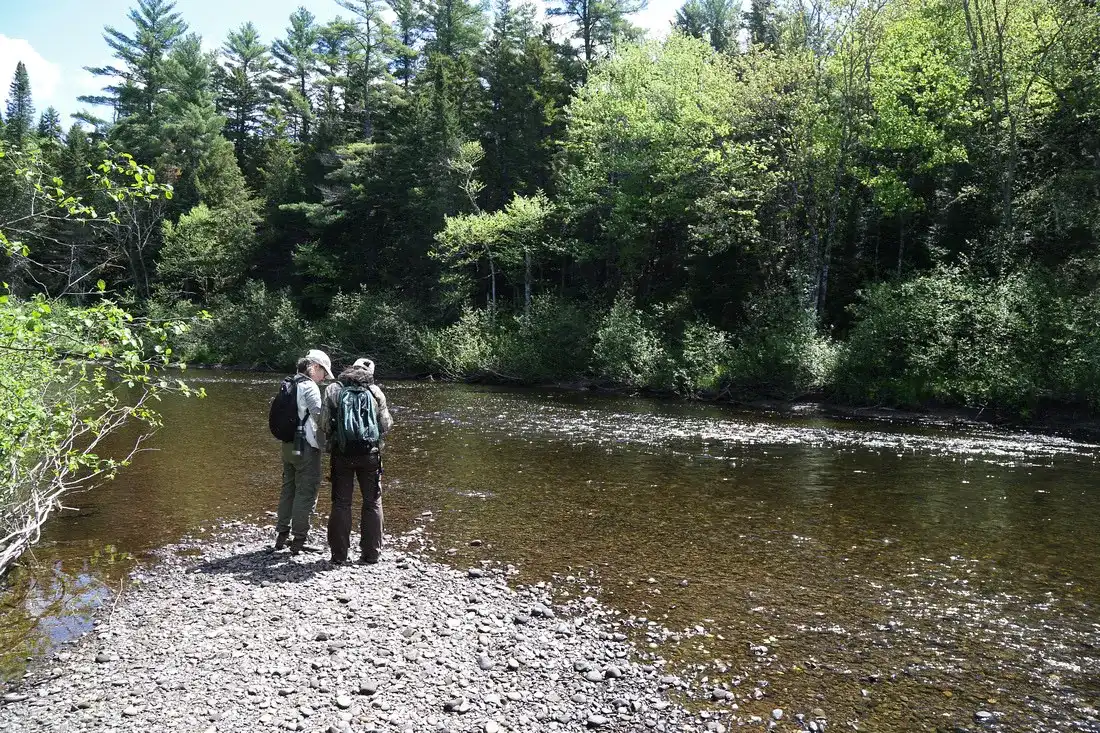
[426,0,488,59]
[546,0,646,64]
[339,0,396,139]
[745,0,779,49]
[313,20,354,148]
[272,7,320,142]
[5,62,35,143]
[162,34,231,210]
[673,0,738,53]
[36,107,63,142]
[81,0,188,120]
[480,1,566,207]
[387,0,428,91]
[218,22,273,174]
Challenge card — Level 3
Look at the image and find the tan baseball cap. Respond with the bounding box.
[305,349,334,380]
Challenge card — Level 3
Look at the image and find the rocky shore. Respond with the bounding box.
[0,523,824,733]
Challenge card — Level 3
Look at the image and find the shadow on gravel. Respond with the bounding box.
[191,548,330,585]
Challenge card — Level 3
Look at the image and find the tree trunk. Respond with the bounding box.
[524,247,532,318]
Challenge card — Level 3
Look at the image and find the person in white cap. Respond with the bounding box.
[320,357,393,565]
[274,348,334,554]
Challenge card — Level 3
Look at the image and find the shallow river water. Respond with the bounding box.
[3,372,1099,731]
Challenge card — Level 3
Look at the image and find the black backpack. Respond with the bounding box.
[269,374,307,442]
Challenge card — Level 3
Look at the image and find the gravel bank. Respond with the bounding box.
[0,522,807,733]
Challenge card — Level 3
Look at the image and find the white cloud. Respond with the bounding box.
[0,35,62,114]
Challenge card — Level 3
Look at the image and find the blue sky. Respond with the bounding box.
[0,0,682,124]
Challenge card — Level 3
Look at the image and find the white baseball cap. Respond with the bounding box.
[305,349,334,380]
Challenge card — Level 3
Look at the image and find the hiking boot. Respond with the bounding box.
[273,531,290,551]
[289,539,321,556]
[327,556,353,568]
[358,552,380,565]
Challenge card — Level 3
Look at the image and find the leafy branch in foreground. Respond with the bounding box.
[0,142,201,575]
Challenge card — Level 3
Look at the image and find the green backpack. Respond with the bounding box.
[333,385,380,455]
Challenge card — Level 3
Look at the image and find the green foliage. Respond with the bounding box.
[591,293,665,388]
[158,196,259,299]
[0,141,199,572]
[420,305,502,377]
[499,294,592,381]
[317,288,429,373]
[29,0,1100,419]
[182,280,316,368]
[726,296,837,397]
[832,269,1075,410]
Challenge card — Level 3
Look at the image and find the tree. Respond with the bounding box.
[745,0,780,48]
[81,0,188,120]
[161,33,229,210]
[272,7,320,142]
[4,62,34,143]
[0,142,200,574]
[36,107,63,142]
[387,0,429,90]
[481,1,568,207]
[546,0,646,64]
[340,0,397,139]
[434,190,555,316]
[426,0,488,59]
[560,36,777,304]
[218,22,273,172]
[673,0,739,53]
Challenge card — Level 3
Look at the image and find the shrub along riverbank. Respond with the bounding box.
[154,263,1100,421]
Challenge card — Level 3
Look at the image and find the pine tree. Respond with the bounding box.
[272,7,320,142]
[387,0,428,91]
[426,0,488,60]
[745,0,779,49]
[313,20,354,148]
[162,33,231,210]
[81,0,188,120]
[218,22,273,171]
[673,0,738,53]
[339,0,396,139]
[545,0,646,64]
[37,107,63,141]
[5,61,35,143]
[481,1,565,207]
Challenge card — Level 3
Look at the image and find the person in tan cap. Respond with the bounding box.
[321,357,393,565]
[272,349,334,554]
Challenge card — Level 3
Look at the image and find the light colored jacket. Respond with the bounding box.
[296,377,324,450]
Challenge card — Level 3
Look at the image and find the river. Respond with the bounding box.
[3,372,1099,731]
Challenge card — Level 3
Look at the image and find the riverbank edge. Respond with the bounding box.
[187,363,1100,442]
[0,522,781,733]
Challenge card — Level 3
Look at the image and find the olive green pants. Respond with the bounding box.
[276,442,321,541]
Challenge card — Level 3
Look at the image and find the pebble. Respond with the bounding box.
[772,708,784,720]
[0,527,719,733]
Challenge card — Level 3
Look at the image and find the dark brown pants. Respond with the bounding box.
[327,451,383,562]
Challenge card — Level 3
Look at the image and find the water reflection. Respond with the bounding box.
[2,375,1099,731]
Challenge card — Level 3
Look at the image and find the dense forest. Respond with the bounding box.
[3,0,1100,413]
